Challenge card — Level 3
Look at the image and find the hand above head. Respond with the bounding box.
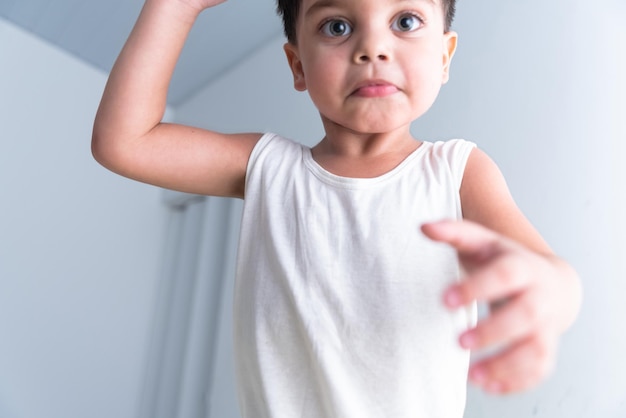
[421,220,582,395]
[140,0,228,19]
[171,0,228,14]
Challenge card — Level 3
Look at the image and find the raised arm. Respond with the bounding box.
[92,0,261,198]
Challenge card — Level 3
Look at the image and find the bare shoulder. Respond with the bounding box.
[460,148,552,254]
[92,123,263,199]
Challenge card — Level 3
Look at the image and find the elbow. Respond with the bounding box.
[91,131,103,165]
[91,128,128,175]
[91,130,113,169]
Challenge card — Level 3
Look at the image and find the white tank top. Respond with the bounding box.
[234,133,476,418]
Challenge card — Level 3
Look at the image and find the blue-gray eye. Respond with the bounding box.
[321,19,352,37]
[392,13,422,32]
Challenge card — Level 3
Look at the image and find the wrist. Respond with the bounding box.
[144,0,203,25]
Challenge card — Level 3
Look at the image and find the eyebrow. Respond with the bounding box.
[304,0,437,18]
[303,0,338,18]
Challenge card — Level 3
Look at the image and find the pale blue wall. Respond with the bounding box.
[0,17,167,418]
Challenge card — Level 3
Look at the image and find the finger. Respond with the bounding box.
[459,293,540,351]
[421,220,505,257]
[468,335,558,394]
[444,253,534,308]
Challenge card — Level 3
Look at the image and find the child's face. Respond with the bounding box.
[284,0,457,135]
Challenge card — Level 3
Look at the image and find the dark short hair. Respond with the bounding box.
[276,0,457,44]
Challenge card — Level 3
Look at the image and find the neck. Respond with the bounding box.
[315,116,417,158]
[311,117,422,178]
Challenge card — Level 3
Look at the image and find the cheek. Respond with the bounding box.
[305,63,331,87]
[301,57,348,110]
[405,53,445,91]
[303,52,343,87]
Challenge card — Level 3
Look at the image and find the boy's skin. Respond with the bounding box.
[93,0,582,396]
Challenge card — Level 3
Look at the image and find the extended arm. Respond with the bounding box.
[423,148,582,394]
[92,0,260,198]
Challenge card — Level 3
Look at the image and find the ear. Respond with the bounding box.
[441,31,458,85]
[284,42,307,92]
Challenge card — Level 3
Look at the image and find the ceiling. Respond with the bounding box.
[0,0,284,106]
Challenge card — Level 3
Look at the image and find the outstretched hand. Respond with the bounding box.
[422,220,581,394]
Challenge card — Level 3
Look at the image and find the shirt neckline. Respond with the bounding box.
[301,141,431,189]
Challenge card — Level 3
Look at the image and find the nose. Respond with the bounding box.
[353,28,391,64]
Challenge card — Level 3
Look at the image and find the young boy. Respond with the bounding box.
[92,0,582,416]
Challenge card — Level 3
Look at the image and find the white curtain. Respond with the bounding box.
[138,191,243,418]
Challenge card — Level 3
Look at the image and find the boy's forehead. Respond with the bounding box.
[301,0,441,14]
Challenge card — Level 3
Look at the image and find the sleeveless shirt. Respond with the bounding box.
[234,133,476,418]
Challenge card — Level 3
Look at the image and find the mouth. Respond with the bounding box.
[351,80,400,98]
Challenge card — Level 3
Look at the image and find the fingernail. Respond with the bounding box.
[444,289,462,307]
[459,331,476,349]
[469,366,486,384]
[487,381,503,394]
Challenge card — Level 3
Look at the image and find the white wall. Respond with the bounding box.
[0,18,166,418]
[175,0,626,417]
[177,37,323,144]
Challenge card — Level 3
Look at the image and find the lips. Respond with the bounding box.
[351,80,400,98]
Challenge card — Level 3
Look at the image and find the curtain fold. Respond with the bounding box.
[138,193,243,418]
